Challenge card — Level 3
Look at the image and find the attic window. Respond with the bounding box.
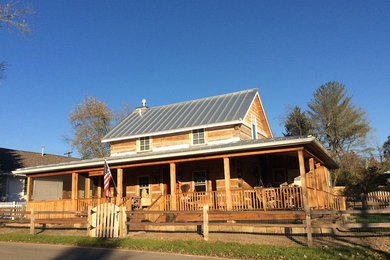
[192,129,205,145]
[139,137,150,151]
[251,114,257,140]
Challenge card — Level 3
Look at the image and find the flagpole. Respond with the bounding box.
[104,159,118,202]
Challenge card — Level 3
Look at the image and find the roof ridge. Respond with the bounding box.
[129,88,258,114]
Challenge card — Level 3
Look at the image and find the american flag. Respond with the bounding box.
[103,160,112,198]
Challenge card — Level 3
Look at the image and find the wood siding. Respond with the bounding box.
[110,140,136,155]
[238,124,252,140]
[207,126,239,143]
[244,95,272,138]
[153,132,190,149]
[109,125,248,155]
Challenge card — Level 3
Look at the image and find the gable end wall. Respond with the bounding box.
[243,95,272,138]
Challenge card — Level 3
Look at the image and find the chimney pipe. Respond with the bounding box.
[41,146,45,156]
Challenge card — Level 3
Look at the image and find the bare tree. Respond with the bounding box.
[0,1,33,84]
[68,96,113,159]
[0,1,33,34]
[0,62,6,81]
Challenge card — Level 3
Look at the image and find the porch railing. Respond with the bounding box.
[162,187,303,211]
[28,186,351,216]
[232,186,303,210]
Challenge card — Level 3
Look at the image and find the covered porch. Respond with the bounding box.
[24,139,345,219]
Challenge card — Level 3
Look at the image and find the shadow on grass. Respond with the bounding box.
[324,232,390,259]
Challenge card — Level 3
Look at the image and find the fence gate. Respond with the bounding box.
[90,203,120,238]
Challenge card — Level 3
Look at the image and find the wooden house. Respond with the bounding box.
[13,89,344,220]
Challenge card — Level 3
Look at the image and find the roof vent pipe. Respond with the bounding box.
[41,146,45,156]
[142,98,146,107]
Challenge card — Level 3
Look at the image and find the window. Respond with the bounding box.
[139,137,150,151]
[251,115,257,140]
[138,176,149,196]
[193,171,206,192]
[192,129,205,145]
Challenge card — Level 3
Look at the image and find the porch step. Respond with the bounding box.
[128,213,145,223]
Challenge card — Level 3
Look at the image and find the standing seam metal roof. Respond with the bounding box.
[102,88,258,142]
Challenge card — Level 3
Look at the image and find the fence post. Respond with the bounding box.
[203,204,209,241]
[12,201,16,220]
[87,205,92,236]
[305,208,313,246]
[30,208,35,235]
[121,206,127,238]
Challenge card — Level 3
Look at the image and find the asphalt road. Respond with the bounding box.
[0,242,222,260]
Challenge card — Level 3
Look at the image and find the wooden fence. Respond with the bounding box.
[1,205,389,245]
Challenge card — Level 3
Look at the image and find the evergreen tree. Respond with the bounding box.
[283,106,313,136]
[308,81,371,157]
[383,136,390,162]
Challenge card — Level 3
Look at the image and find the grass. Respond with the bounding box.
[354,214,390,223]
[0,233,388,259]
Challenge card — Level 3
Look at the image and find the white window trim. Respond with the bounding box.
[137,175,150,196]
[139,136,151,152]
[192,171,207,192]
[251,114,257,140]
[191,129,206,146]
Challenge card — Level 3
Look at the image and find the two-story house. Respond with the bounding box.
[14,89,341,218]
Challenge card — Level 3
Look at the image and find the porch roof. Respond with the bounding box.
[13,136,338,175]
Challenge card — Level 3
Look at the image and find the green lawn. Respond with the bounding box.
[0,233,388,259]
[354,214,390,223]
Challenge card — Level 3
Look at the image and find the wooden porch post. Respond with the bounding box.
[97,176,102,199]
[298,150,312,246]
[315,163,323,209]
[170,163,177,210]
[26,176,32,202]
[85,177,91,199]
[309,158,316,209]
[72,172,78,210]
[223,157,233,211]
[117,168,123,205]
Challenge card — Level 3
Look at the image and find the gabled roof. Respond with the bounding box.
[0,148,79,174]
[102,89,260,143]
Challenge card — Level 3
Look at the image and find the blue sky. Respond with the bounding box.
[1,1,389,157]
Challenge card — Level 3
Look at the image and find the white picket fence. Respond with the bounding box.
[0,201,26,208]
[367,191,390,203]
[0,202,26,220]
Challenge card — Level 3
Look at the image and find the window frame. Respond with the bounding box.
[138,176,150,196]
[192,171,207,192]
[251,114,257,140]
[139,136,150,152]
[192,129,205,145]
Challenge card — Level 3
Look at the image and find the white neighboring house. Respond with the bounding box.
[0,148,79,202]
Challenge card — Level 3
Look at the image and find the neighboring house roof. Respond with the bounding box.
[0,148,79,176]
[102,88,261,143]
[14,136,339,175]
